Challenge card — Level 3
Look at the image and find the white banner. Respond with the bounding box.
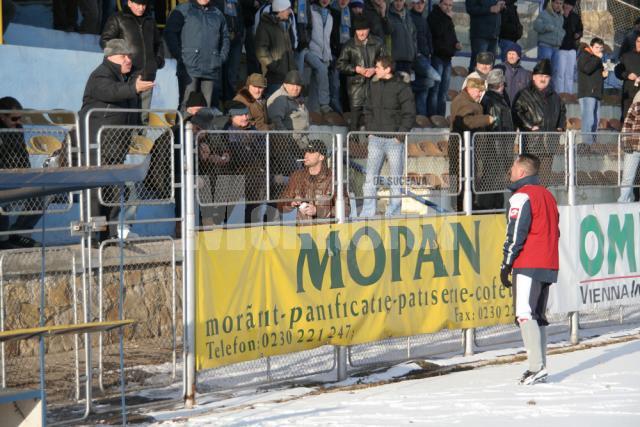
[549,203,640,313]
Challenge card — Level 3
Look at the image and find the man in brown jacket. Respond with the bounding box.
[278,140,350,221]
[449,77,495,211]
[233,73,273,131]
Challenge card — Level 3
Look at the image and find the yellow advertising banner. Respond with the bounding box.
[196,215,512,371]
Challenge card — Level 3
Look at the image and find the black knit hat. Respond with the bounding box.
[532,59,553,76]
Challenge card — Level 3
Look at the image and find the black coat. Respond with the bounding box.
[499,0,522,42]
[512,84,566,131]
[363,0,391,39]
[465,0,501,40]
[481,90,514,131]
[79,58,141,161]
[577,48,604,100]
[336,35,386,108]
[100,10,165,80]
[615,50,640,118]
[0,122,29,170]
[364,74,416,133]
[255,13,296,85]
[410,9,432,58]
[428,4,458,60]
[559,11,583,51]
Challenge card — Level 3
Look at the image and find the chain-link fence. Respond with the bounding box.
[347,131,462,217]
[0,247,84,407]
[196,130,336,227]
[96,237,180,396]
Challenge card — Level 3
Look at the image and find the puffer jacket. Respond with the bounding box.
[364,73,416,133]
[533,6,564,48]
[100,10,165,80]
[255,12,296,85]
[278,162,350,221]
[266,85,309,131]
[309,4,333,63]
[495,61,531,106]
[233,87,272,130]
[577,47,604,100]
[388,6,416,63]
[428,4,458,60]
[512,84,566,131]
[164,0,230,79]
[336,35,386,108]
[465,0,501,40]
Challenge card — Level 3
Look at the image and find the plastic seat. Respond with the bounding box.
[452,66,468,77]
[419,141,445,156]
[27,135,63,155]
[129,135,154,155]
[47,111,76,125]
[149,112,171,127]
[430,115,449,129]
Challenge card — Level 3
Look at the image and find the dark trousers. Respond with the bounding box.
[178,67,221,110]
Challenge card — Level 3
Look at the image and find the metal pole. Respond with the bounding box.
[567,130,579,345]
[184,123,197,408]
[118,188,127,426]
[335,132,348,381]
[462,131,475,356]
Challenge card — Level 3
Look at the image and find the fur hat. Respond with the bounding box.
[466,78,486,90]
[533,59,553,76]
[486,69,505,86]
[103,39,133,56]
[353,15,370,30]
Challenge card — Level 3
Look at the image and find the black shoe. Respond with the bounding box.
[0,240,21,250]
[8,235,41,248]
[519,368,548,385]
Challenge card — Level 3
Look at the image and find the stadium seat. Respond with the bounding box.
[149,112,172,127]
[452,66,468,77]
[608,118,622,131]
[603,170,618,185]
[27,135,62,155]
[415,115,432,128]
[129,135,154,155]
[419,140,445,156]
[47,111,76,125]
[430,115,449,129]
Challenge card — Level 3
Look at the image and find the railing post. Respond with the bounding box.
[184,123,197,407]
[335,132,348,381]
[462,131,475,355]
[567,130,580,345]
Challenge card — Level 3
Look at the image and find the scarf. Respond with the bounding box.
[297,0,308,24]
[340,5,351,43]
[224,0,238,17]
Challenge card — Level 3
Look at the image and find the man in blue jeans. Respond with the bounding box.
[427,0,461,116]
[360,56,416,217]
[577,37,607,139]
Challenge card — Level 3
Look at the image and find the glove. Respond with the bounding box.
[500,264,512,288]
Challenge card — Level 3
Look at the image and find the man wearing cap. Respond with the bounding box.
[101,0,165,122]
[80,39,155,240]
[233,73,272,130]
[278,140,350,221]
[462,51,494,90]
[450,76,495,210]
[165,0,230,111]
[465,0,504,72]
[361,55,416,217]
[222,101,270,224]
[255,0,297,97]
[267,70,309,131]
[512,59,566,133]
[495,43,530,106]
[478,68,514,209]
[336,15,386,131]
[428,0,461,116]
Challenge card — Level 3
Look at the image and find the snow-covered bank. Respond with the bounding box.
[145,327,640,426]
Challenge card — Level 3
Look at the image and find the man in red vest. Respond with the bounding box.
[501,153,560,385]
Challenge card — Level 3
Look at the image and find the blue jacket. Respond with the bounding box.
[164,0,230,79]
[465,0,501,40]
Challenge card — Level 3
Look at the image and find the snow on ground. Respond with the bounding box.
[145,327,640,426]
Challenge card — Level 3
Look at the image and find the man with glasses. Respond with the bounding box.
[0,97,42,249]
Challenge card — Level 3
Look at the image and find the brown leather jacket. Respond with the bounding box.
[278,163,350,221]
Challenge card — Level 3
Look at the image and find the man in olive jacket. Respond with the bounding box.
[336,15,386,131]
[360,55,416,218]
[101,0,165,119]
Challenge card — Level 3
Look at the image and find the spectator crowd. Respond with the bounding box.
[3,0,640,247]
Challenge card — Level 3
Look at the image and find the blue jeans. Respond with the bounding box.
[554,49,576,94]
[305,51,331,107]
[619,151,640,202]
[360,136,405,217]
[414,88,428,117]
[469,37,498,72]
[579,97,600,136]
[428,56,452,116]
[538,43,558,64]
[329,60,343,113]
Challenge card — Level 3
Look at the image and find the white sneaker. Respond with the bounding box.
[116,226,138,240]
[519,368,548,385]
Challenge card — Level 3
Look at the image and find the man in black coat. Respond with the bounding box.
[80,39,155,240]
[466,0,505,71]
[577,37,607,136]
[0,97,42,249]
[409,0,434,117]
[336,15,386,131]
[615,34,640,121]
[478,68,514,209]
[498,0,522,61]
[101,0,165,122]
[360,55,416,217]
[427,0,461,116]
